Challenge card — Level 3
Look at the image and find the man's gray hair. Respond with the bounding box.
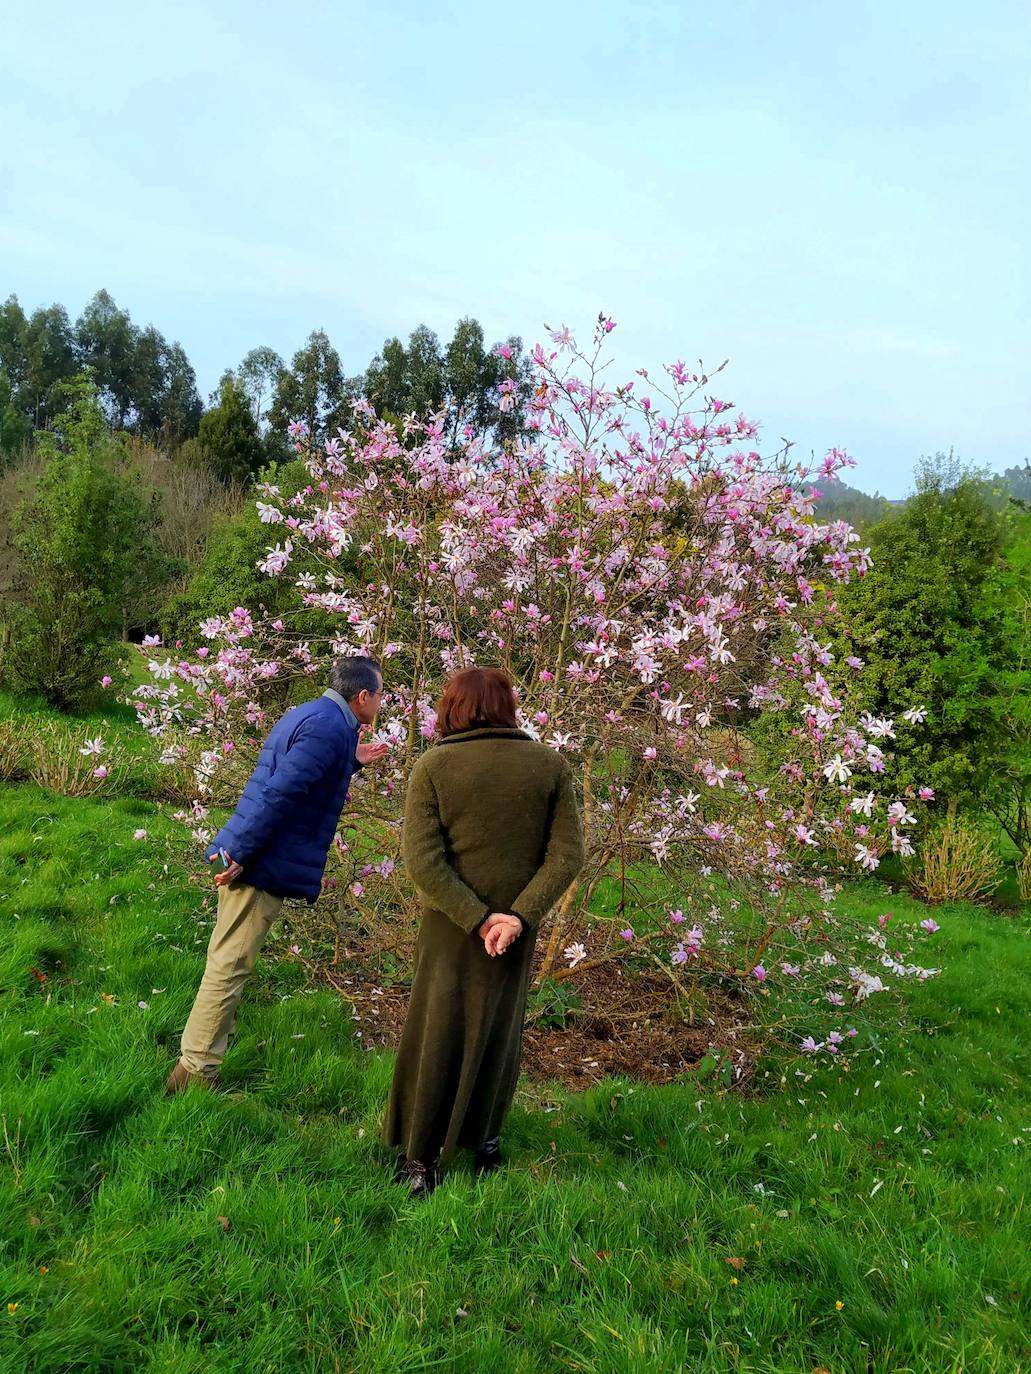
[329,656,381,702]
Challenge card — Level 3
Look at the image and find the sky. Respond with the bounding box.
[2,0,1028,498]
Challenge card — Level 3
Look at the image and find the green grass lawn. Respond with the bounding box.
[1,781,1030,1373]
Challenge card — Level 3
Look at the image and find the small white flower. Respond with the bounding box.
[822,754,852,784]
[854,843,880,872]
[564,942,587,968]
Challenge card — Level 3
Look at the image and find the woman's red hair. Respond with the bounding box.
[436,667,518,737]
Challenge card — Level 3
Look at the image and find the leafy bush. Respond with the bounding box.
[834,457,1029,818]
[1016,849,1031,904]
[26,721,126,798]
[3,379,166,710]
[904,814,1002,904]
[528,979,583,1030]
[0,718,27,780]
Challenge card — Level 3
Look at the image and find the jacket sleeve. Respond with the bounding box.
[227,718,351,865]
[402,759,490,934]
[509,763,585,931]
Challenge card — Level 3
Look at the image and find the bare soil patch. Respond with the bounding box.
[313,944,751,1090]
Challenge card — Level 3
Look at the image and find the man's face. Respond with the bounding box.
[352,674,383,726]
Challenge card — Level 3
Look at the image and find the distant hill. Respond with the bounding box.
[808,478,893,530]
[1000,463,1031,505]
[809,462,1031,529]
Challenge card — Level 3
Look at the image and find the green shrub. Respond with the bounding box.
[3,380,166,711]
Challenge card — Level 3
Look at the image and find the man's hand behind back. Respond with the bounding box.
[209,851,244,887]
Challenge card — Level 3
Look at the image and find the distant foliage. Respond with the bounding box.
[0,290,202,446]
[187,374,264,484]
[810,476,891,530]
[236,346,286,432]
[268,330,353,450]
[1001,462,1031,506]
[73,290,203,441]
[363,317,532,448]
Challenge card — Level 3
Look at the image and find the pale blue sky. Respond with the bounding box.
[2,0,1028,496]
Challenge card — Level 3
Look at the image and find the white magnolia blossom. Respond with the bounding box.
[823,755,852,784]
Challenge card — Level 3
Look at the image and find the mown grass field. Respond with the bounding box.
[1,703,1030,1372]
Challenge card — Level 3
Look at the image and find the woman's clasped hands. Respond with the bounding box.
[480,913,522,957]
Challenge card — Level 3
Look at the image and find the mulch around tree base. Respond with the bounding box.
[318,957,750,1090]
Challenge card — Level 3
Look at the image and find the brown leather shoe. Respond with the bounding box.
[164,1061,219,1096]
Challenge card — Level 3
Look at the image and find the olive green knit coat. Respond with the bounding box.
[381,727,585,1162]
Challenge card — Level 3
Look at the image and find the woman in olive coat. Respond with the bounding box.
[382,667,585,1194]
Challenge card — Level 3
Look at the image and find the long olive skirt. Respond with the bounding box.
[381,906,536,1162]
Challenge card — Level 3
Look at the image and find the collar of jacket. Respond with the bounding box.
[322,689,360,731]
[436,726,531,745]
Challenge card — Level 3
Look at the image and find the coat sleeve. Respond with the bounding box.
[402,759,490,934]
[509,763,585,931]
[226,718,351,866]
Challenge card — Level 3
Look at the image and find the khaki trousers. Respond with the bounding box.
[179,880,284,1078]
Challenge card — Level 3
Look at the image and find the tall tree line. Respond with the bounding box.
[0,290,203,447]
[0,289,533,474]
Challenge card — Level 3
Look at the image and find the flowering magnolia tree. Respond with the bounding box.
[131,317,941,1057]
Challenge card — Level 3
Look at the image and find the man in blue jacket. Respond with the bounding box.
[165,655,388,1094]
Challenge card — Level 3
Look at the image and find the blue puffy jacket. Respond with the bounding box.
[206,694,361,902]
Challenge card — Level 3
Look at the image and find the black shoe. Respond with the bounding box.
[473,1137,503,1175]
[396,1157,437,1197]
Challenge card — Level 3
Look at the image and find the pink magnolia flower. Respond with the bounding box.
[100,676,113,688]
[133,829,147,841]
[619,928,635,941]
[920,918,940,934]
[752,964,766,982]
[93,766,108,780]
